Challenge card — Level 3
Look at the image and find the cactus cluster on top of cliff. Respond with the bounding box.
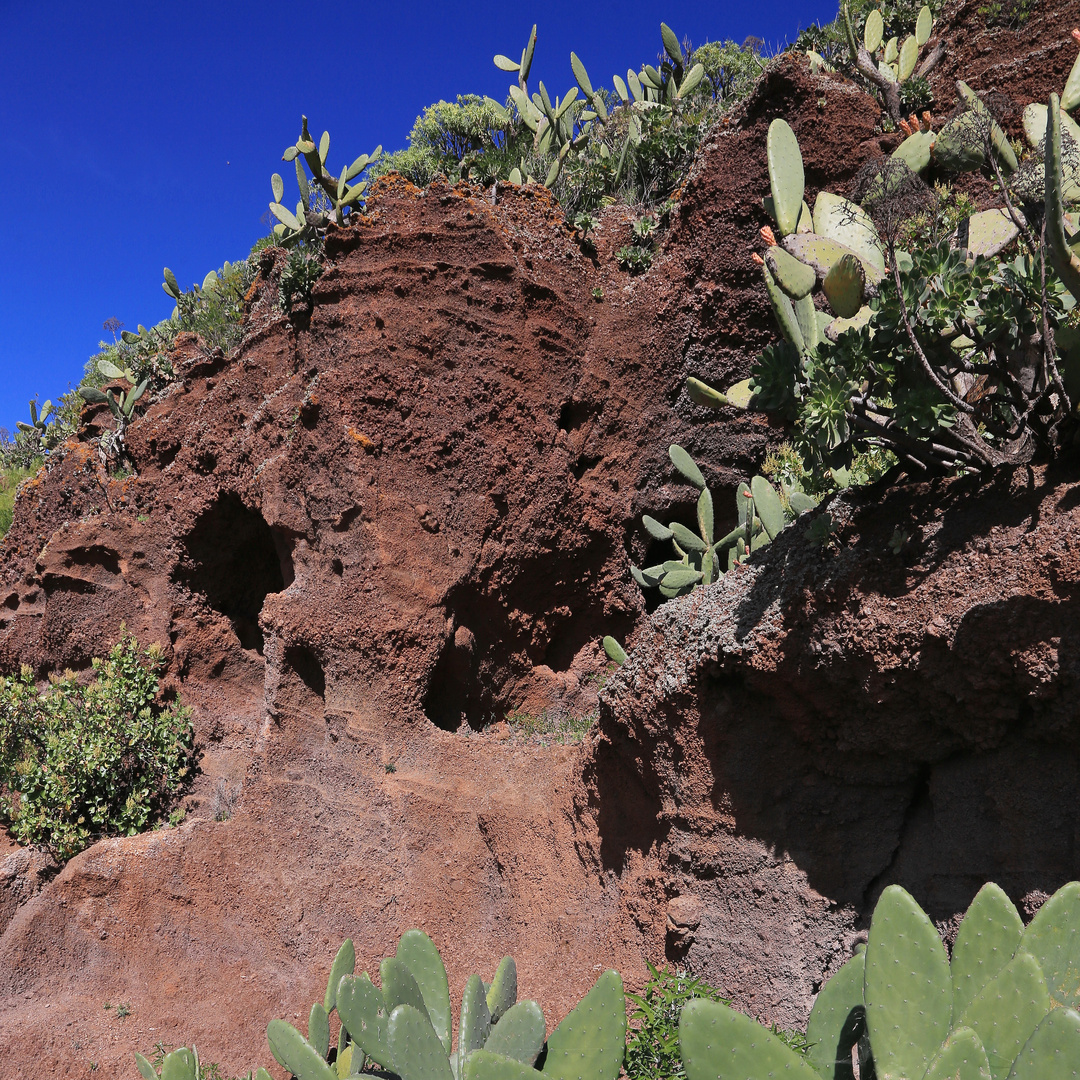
[141,930,627,1080]
[679,880,1080,1080]
[688,38,1080,484]
[631,445,817,601]
[371,21,758,215]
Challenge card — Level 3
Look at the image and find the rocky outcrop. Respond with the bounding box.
[1,3,1080,1076]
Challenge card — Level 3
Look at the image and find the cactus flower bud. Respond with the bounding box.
[760,225,777,246]
[922,111,932,130]
[751,252,765,265]
[899,118,913,136]
[1072,27,1080,44]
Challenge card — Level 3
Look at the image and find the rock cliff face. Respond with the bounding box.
[1,2,1080,1076]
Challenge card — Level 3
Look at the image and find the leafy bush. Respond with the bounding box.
[278,246,325,312]
[369,95,520,187]
[625,964,731,1080]
[0,633,193,860]
[0,461,42,538]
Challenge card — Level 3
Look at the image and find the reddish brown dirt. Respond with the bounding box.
[0,4,1079,1076]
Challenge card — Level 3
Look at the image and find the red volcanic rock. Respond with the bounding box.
[1,7,1079,1075]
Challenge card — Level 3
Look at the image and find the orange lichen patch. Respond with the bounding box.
[347,427,375,449]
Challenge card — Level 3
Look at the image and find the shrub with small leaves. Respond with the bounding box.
[0,633,193,860]
[278,246,325,313]
[625,964,731,1080]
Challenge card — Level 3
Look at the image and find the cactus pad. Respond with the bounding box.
[159,1048,199,1080]
[541,970,625,1080]
[381,957,432,1026]
[951,883,1025,1018]
[765,245,817,299]
[957,81,1017,173]
[487,957,518,1022]
[325,939,356,1012]
[764,264,807,352]
[309,1002,331,1059]
[823,253,866,319]
[1046,95,1080,302]
[864,885,953,1080]
[679,999,821,1080]
[956,951,1049,1080]
[483,1000,546,1065]
[750,476,785,540]
[1065,47,1080,113]
[466,1050,539,1080]
[337,974,392,1068]
[916,4,933,46]
[782,233,884,285]
[460,974,494,1079]
[825,305,873,341]
[1018,880,1080,1010]
[389,1004,454,1080]
[806,949,866,1078]
[922,1026,990,1080]
[669,445,706,489]
[892,129,934,175]
[267,1020,337,1080]
[397,930,453,1054]
[1007,1006,1080,1079]
[686,377,729,409]
[898,35,918,81]
[813,192,885,273]
[794,292,820,353]
[864,9,883,53]
[767,118,805,237]
[959,209,1021,258]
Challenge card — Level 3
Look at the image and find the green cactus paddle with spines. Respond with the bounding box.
[956,952,1049,1080]
[923,1026,991,1080]
[390,1004,455,1080]
[487,957,518,1022]
[806,948,866,1078]
[483,1000,546,1065]
[680,998,820,1080]
[466,1050,539,1080]
[767,119,805,237]
[864,885,953,1080]
[398,930,453,1054]
[540,970,625,1080]
[267,1019,336,1080]
[951,883,1025,1019]
[1006,1006,1080,1079]
[1017,880,1080,1010]
[337,973,392,1067]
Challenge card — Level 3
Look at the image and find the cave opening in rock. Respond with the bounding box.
[174,494,287,654]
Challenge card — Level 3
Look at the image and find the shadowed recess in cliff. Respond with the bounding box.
[173,494,289,654]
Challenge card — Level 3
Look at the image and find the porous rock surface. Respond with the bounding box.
[1,4,1079,1075]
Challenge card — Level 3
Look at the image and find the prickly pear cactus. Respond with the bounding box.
[540,970,626,1080]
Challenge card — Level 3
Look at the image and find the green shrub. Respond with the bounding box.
[369,94,521,187]
[625,964,731,1080]
[0,633,193,860]
[0,461,42,538]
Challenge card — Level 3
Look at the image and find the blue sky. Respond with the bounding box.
[0,0,837,434]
